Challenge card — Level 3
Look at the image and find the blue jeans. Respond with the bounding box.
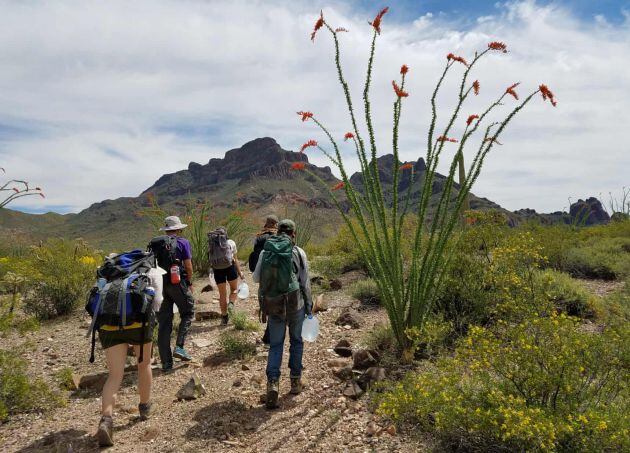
[266,306,304,381]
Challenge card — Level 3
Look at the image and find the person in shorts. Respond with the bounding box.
[212,234,244,325]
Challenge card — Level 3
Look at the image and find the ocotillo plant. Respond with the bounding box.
[297,8,557,359]
[0,168,44,209]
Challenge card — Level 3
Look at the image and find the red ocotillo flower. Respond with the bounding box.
[437,136,458,143]
[473,80,480,95]
[447,53,468,66]
[291,162,306,170]
[311,11,324,42]
[344,132,354,141]
[300,140,318,153]
[12,187,19,193]
[399,163,414,171]
[297,111,313,122]
[505,82,520,100]
[369,7,389,34]
[335,27,348,33]
[400,64,409,75]
[466,114,479,126]
[539,84,557,107]
[35,187,42,191]
[484,137,503,145]
[332,182,345,191]
[39,192,46,198]
[488,41,508,53]
[392,80,409,98]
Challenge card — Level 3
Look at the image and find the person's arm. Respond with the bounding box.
[183,258,193,287]
[231,241,244,279]
[297,248,313,315]
[252,251,264,283]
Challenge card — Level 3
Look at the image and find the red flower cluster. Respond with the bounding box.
[473,80,480,95]
[466,114,479,126]
[539,84,557,107]
[311,11,324,42]
[300,140,318,153]
[291,162,306,170]
[447,53,468,66]
[505,82,520,100]
[12,188,18,193]
[392,80,408,98]
[399,163,414,171]
[488,41,508,53]
[437,136,458,143]
[335,27,348,33]
[400,64,409,75]
[344,132,354,141]
[369,7,389,34]
[297,111,314,122]
[484,137,503,145]
[332,182,345,191]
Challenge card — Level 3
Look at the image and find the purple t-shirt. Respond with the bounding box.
[175,237,192,261]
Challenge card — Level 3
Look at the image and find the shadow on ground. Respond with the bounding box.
[16,428,96,453]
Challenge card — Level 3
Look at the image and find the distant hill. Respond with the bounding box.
[0,137,609,251]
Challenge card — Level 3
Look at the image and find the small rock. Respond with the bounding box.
[330,279,343,291]
[332,366,353,381]
[142,427,160,442]
[176,373,207,400]
[192,338,212,348]
[335,308,364,329]
[357,367,387,391]
[232,379,242,388]
[386,425,397,436]
[78,372,108,391]
[251,375,264,386]
[241,364,250,371]
[328,359,350,368]
[334,339,353,357]
[352,349,379,370]
[313,294,328,313]
[194,310,222,322]
[342,381,364,400]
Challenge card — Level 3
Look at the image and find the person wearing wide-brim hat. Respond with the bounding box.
[154,215,196,370]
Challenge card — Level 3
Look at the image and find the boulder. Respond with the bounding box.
[357,367,386,390]
[328,358,350,368]
[569,197,610,225]
[313,294,328,313]
[335,308,364,329]
[352,349,379,370]
[332,366,353,381]
[333,339,353,358]
[176,373,207,400]
[342,381,364,400]
[329,279,343,291]
[78,372,108,391]
[195,310,222,321]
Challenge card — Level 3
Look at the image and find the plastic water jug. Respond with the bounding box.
[302,315,319,342]
[237,282,250,299]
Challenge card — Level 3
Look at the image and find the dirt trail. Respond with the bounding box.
[0,272,423,452]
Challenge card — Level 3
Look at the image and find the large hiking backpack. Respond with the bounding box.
[248,231,273,272]
[147,235,179,271]
[208,228,233,270]
[85,250,156,363]
[260,235,300,299]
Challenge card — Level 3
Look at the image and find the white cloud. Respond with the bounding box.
[0,0,628,214]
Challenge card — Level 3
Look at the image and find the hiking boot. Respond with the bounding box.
[138,402,153,421]
[221,315,229,326]
[96,415,114,447]
[266,379,279,410]
[162,363,173,373]
[290,376,303,395]
[173,346,192,361]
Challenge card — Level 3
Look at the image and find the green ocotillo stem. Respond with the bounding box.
[458,151,470,222]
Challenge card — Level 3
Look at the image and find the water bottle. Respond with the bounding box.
[237,282,250,299]
[97,277,107,290]
[170,265,181,285]
[302,315,320,342]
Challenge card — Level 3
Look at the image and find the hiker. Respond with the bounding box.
[248,215,279,345]
[150,216,195,370]
[86,250,160,447]
[252,219,312,409]
[209,227,244,325]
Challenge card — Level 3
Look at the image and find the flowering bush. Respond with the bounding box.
[297,7,556,356]
[377,315,630,451]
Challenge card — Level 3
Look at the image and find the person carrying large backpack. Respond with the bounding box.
[252,219,312,409]
[248,215,278,345]
[148,215,195,370]
[85,249,161,447]
[208,226,244,325]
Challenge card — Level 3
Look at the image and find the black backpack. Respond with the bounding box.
[147,235,179,271]
[248,232,274,272]
[85,250,156,363]
[208,228,234,270]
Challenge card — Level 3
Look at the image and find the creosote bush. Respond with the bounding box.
[230,311,259,332]
[349,278,381,305]
[218,330,256,360]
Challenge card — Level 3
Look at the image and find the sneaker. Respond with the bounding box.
[96,416,114,447]
[221,315,229,326]
[162,363,173,372]
[173,346,192,361]
[227,301,235,313]
[290,376,303,395]
[266,379,279,410]
[138,402,153,421]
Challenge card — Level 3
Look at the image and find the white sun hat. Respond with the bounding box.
[159,215,188,231]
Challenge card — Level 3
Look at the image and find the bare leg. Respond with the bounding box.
[133,343,153,405]
[228,278,238,306]
[101,343,128,417]
[218,282,228,315]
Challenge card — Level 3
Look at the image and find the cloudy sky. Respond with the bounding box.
[1,0,629,214]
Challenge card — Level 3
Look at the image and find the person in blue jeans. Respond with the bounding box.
[252,219,312,409]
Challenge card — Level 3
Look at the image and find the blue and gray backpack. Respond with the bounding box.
[85,250,156,363]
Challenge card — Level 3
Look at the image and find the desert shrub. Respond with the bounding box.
[349,278,381,305]
[218,331,256,360]
[564,237,630,280]
[536,269,601,319]
[55,367,76,391]
[405,316,453,359]
[377,314,630,452]
[21,239,100,320]
[0,349,63,421]
[525,223,580,271]
[311,253,362,279]
[363,322,396,352]
[230,311,259,332]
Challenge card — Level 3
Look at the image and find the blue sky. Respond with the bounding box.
[1,0,629,214]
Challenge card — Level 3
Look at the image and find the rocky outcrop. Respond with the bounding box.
[570,197,610,225]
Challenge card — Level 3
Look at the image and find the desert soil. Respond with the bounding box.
[0,269,425,452]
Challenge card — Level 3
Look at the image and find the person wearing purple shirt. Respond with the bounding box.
[156,216,195,370]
